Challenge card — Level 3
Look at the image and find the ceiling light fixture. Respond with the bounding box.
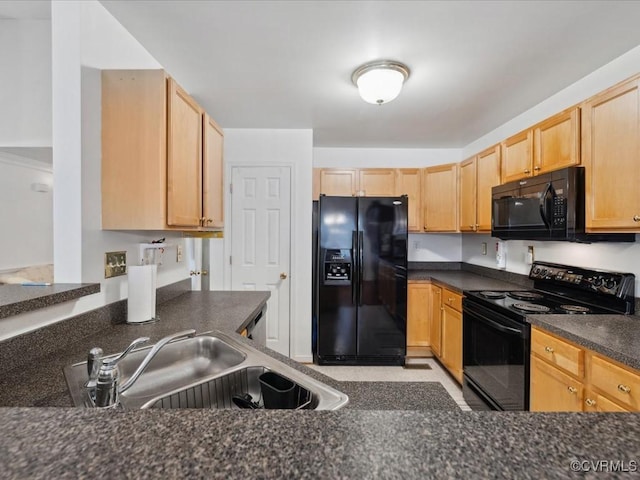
[351,60,410,105]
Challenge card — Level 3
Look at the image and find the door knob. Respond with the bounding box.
[280,272,287,280]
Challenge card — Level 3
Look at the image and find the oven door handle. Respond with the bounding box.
[474,314,523,335]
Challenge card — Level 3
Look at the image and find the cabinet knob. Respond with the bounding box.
[534,166,541,171]
[618,384,631,394]
[633,215,640,222]
[567,386,578,394]
[585,398,596,407]
[524,169,531,174]
[544,346,554,353]
[206,218,213,224]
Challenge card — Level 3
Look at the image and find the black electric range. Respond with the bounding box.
[462,261,635,411]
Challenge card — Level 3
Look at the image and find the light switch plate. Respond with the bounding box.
[105,251,127,278]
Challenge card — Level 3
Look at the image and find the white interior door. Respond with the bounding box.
[231,166,291,356]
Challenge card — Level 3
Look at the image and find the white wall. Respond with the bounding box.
[0,19,51,147]
[224,129,314,362]
[460,43,640,295]
[463,44,640,157]
[0,153,53,271]
[0,0,187,341]
[314,147,461,168]
[462,234,640,296]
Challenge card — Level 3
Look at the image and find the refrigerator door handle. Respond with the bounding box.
[358,230,364,307]
[352,230,358,305]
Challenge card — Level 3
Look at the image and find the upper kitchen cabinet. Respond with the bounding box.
[101,70,224,231]
[203,114,225,229]
[501,129,533,183]
[167,77,204,227]
[358,169,396,196]
[533,107,580,175]
[582,76,640,231]
[396,169,422,232]
[423,163,458,232]
[318,169,357,196]
[458,156,477,233]
[475,145,501,231]
[501,108,580,183]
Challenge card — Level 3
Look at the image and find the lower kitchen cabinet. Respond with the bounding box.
[530,326,639,412]
[407,282,431,351]
[440,288,463,384]
[429,284,442,357]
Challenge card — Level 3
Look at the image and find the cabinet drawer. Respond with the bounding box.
[531,328,584,378]
[442,288,463,312]
[590,355,640,411]
[584,391,630,412]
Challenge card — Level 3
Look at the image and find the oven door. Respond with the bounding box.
[463,299,530,411]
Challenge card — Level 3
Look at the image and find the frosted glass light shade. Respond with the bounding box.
[352,61,410,105]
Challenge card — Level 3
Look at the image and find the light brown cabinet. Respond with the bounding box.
[318,169,358,196]
[396,169,422,232]
[358,169,396,196]
[440,288,463,384]
[407,282,431,349]
[501,107,579,183]
[423,163,458,232]
[582,76,640,232]
[101,69,224,231]
[203,114,224,229]
[429,284,442,358]
[459,145,501,233]
[530,326,640,412]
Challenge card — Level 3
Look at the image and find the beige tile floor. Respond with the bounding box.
[307,358,471,411]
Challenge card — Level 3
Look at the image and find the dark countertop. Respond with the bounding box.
[2,408,639,479]
[528,314,640,370]
[0,289,639,478]
[408,269,524,292]
[0,283,100,320]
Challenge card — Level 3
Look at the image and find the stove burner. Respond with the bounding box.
[511,303,551,313]
[508,291,544,301]
[478,291,506,299]
[559,305,591,314]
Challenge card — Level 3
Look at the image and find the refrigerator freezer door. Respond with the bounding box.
[317,196,358,359]
[356,197,408,359]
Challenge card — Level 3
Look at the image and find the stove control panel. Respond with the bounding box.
[529,262,632,296]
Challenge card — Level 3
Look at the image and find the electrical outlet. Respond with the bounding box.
[176,244,183,262]
[105,251,127,278]
[413,240,420,250]
[481,242,487,255]
[526,245,535,265]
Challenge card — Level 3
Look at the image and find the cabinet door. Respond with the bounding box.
[501,129,533,183]
[101,69,168,230]
[429,285,442,357]
[407,283,431,348]
[582,77,640,231]
[167,78,204,227]
[589,354,640,411]
[358,169,396,196]
[396,169,422,232]
[441,304,462,383]
[533,107,580,174]
[203,114,224,229]
[459,157,477,232]
[423,163,458,232]
[312,168,321,200]
[476,145,501,232]
[530,355,583,412]
[319,169,357,196]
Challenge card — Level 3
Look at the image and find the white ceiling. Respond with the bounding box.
[8,1,640,148]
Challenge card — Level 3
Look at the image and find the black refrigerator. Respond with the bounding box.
[314,195,408,365]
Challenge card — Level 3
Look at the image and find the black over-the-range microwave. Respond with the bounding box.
[491,166,635,242]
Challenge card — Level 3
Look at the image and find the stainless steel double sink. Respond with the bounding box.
[64,331,348,410]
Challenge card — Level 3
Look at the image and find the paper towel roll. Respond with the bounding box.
[127,264,157,324]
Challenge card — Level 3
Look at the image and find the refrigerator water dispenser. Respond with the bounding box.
[322,249,352,284]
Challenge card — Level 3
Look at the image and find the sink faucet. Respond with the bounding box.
[86,329,197,408]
